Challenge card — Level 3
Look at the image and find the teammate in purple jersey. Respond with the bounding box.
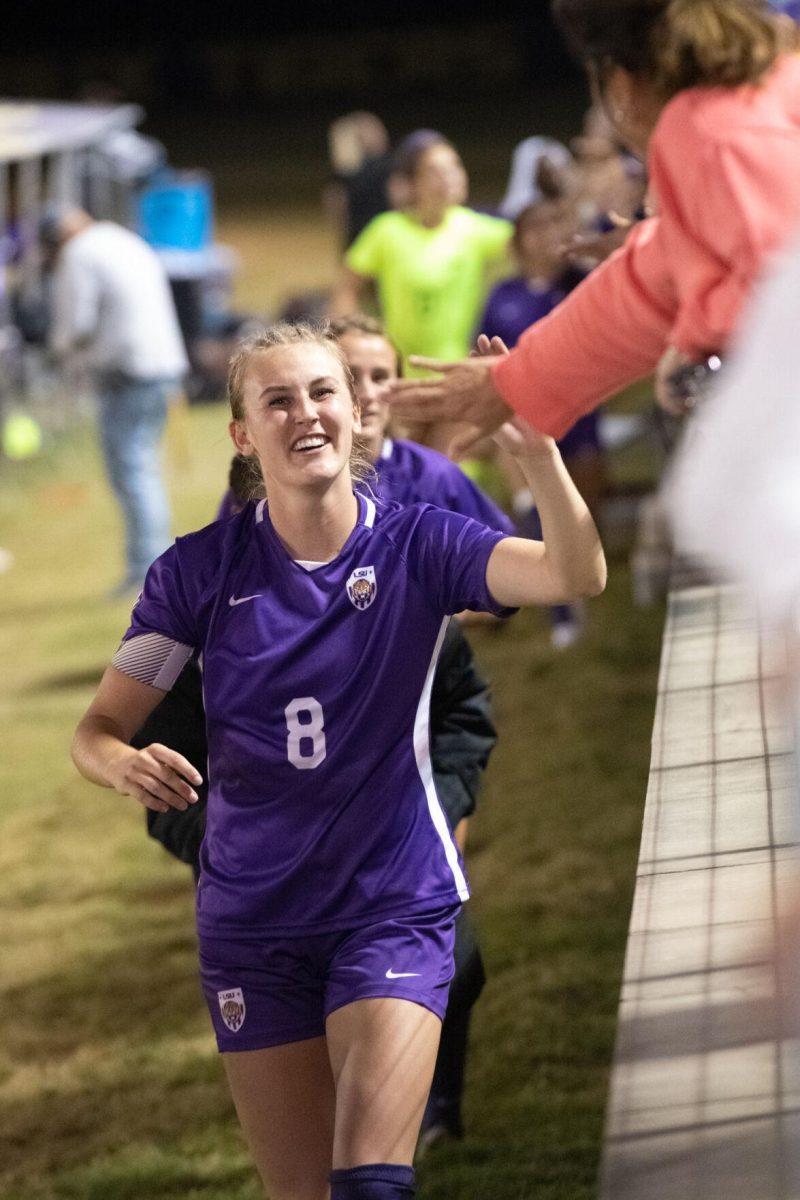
[335,315,515,540]
[71,323,606,1200]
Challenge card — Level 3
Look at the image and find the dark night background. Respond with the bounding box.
[4,3,576,68]
[1,2,587,208]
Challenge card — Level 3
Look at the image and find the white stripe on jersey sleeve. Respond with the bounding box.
[413,616,470,901]
[112,633,193,690]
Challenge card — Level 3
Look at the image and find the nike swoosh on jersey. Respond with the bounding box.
[229,593,263,606]
[385,968,421,979]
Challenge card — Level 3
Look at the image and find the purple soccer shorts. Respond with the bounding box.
[198,905,459,1052]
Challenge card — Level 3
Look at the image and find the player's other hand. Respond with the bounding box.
[109,743,203,814]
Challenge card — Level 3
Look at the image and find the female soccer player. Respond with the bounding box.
[387,0,800,448]
[144,317,511,1151]
[71,323,605,1200]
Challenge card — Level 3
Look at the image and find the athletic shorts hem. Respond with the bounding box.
[215,1023,324,1054]
[195,890,466,940]
[325,987,448,1024]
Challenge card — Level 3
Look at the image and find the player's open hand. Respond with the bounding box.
[385,349,513,459]
[473,335,556,457]
[492,415,556,458]
[109,743,203,814]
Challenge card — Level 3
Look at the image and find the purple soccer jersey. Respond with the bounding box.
[481,275,567,349]
[374,438,515,533]
[481,275,600,459]
[124,493,514,938]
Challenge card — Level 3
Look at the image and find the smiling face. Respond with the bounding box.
[229,342,361,496]
[338,331,398,460]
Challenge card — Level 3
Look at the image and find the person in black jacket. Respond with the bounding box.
[134,318,507,1148]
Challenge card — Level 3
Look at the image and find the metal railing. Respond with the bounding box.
[600,583,800,1200]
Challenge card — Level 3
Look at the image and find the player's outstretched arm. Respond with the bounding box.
[486,418,607,608]
[72,666,203,815]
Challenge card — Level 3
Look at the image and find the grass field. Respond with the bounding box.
[0,396,664,1200]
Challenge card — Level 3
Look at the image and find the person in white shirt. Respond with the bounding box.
[665,227,800,625]
[42,207,189,594]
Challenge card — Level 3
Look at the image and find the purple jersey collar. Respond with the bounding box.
[254,492,377,573]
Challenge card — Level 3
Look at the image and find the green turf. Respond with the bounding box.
[0,405,663,1199]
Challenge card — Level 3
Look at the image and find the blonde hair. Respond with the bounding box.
[553,0,786,100]
[328,313,403,375]
[226,321,375,494]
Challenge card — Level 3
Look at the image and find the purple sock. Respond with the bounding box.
[329,1162,415,1198]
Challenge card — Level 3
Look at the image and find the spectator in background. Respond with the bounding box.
[482,197,606,648]
[331,129,512,450]
[388,0,800,452]
[324,112,394,251]
[570,105,644,230]
[564,104,649,267]
[42,206,188,595]
[498,135,574,221]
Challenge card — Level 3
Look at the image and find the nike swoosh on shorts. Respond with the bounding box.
[385,969,421,979]
[229,594,263,606]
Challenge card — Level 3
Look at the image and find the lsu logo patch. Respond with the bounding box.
[346,565,377,611]
[218,987,246,1032]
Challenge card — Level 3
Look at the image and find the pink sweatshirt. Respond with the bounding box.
[492,54,800,438]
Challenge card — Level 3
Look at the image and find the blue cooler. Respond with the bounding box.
[137,171,213,251]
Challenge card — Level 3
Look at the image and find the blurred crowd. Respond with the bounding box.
[1,0,799,606]
[2,91,654,642]
[324,105,645,647]
[293,103,648,647]
[3,1,799,647]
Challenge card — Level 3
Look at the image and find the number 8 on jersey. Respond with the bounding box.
[285,697,327,770]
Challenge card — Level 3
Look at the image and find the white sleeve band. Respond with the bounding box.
[112,632,194,690]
